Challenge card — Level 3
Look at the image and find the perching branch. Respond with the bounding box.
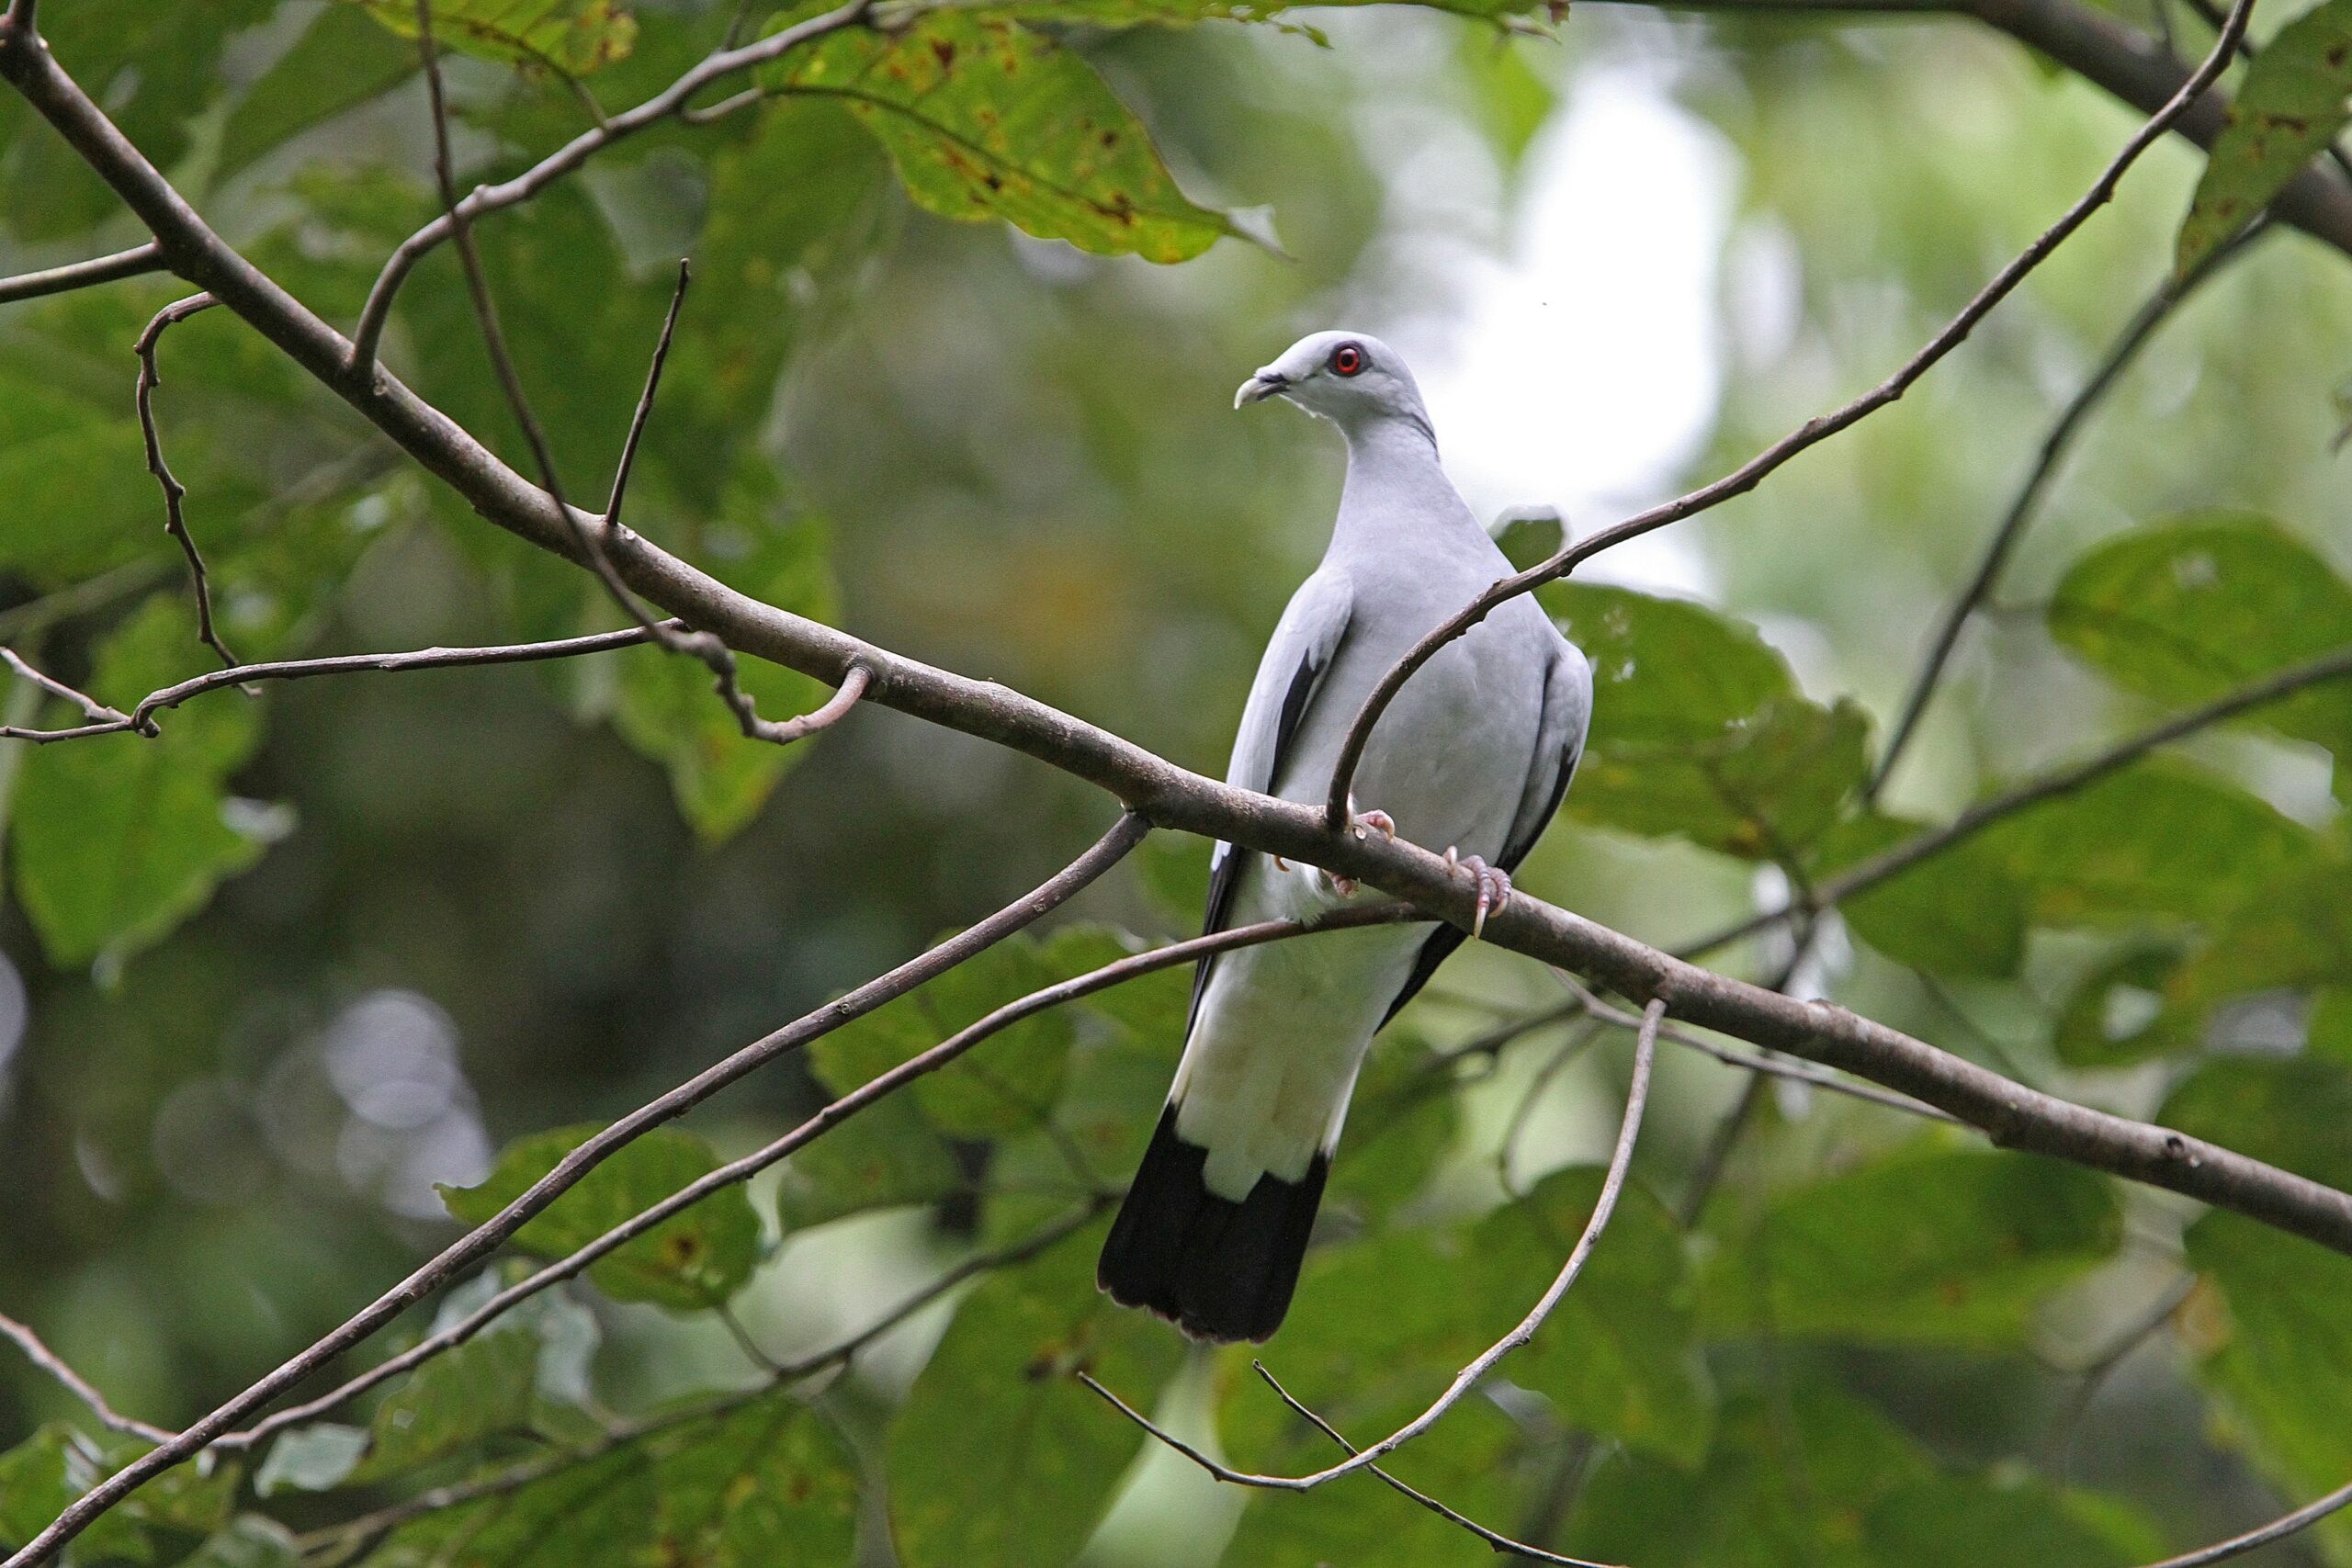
[1319,0,2256,831]
[1082,998,1662,1495]
[215,899,1414,1452]
[0,813,1147,1568]
[0,241,161,305]
[131,292,235,667]
[0,1312,172,1447]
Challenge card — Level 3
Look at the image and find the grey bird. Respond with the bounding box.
[1098,331,1594,1341]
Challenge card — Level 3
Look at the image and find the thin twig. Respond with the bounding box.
[132,293,236,667]
[1317,0,2259,831]
[1688,638,2352,961]
[217,899,1414,1450]
[2137,1478,2352,1568]
[0,242,161,305]
[1250,1362,1622,1568]
[0,627,671,744]
[12,814,1148,1563]
[0,649,128,726]
[345,0,880,377]
[0,1311,174,1446]
[297,1201,1106,1558]
[1083,998,1662,1495]
[605,259,689,532]
[1868,221,2267,799]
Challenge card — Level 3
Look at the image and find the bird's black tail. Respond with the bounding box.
[1096,1106,1329,1343]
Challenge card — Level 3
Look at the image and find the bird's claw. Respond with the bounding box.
[1346,794,1396,843]
[1443,849,1512,940]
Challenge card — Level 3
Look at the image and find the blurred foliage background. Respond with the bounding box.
[4,0,2352,1562]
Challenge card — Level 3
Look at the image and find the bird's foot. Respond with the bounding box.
[1346,794,1396,843]
[1442,848,1513,940]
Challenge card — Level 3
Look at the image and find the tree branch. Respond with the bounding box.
[215,900,1414,1453]
[1691,639,2352,959]
[0,1311,172,1447]
[0,812,1147,1568]
[1320,0,2256,831]
[1869,222,2267,799]
[132,292,235,667]
[0,241,161,305]
[344,0,880,378]
[1084,998,1662,1494]
[0,627,671,743]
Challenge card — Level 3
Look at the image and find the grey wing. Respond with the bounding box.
[1187,571,1356,1037]
[1378,640,1591,1027]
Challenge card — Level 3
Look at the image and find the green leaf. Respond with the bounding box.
[774,1086,967,1229]
[2177,0,2352,274]
[349,1322,541,1483]
[1469,1168,1715,1465]
[364,1393,858,1566]
[1493,507,1564,572]
[0,1426,240,1560]
[2050,944,2200,1066]
[2048,513,2352,761]
[254,1425,369,1495]
[181,1516,303,1568]
[1544,584,1870,858]
[2185,1212,2352,1562]
[1862,1474,2156,1568]
[1575,1384,1932,1568]
[220,5,420,181]
[1699,1141,2122,1349]
[438,1124,762,1311]
[349,0,639,75]
[12,596,275,969]
[1815,811,2029,978]
[611,518,841,841]
[2171,858,2352,1009]
[1324,1033,1461,1225]
[2160,1054,2352,1191]
[766,15,1240,263]
[2309,987,2352,1065]
[886,1221,1183,1568]
[1980,758,2317,929]
[809,930,1077,1140]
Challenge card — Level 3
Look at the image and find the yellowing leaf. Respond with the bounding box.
[2177,0,2352,275]
[767,16,1239,263]
[350,0,637,76]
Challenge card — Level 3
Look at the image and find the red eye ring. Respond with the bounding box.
[1329,344,1365,377]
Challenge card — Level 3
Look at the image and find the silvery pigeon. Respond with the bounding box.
[1098,331,1593,1341]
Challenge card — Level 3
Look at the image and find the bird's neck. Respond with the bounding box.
[1331,415,1481,554]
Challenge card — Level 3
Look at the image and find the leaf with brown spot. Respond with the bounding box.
[2177,0,2352,274]
[441,1124,763,1312]
[763,14,1243,263]
[349,0,637,76]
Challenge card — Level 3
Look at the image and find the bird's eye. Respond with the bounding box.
[1329,344,1365,377]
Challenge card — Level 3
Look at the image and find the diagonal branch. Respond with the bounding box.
[0,812,1147,1568]
[1084,998,1662,1494]
[345,0,880,377]
[1690,638,2352,959]
[0,241,161,305]
[132,292,235,667]
[0,1311,173,1447]
[1250,1361,1619,1568]
[214,900,1414,1452]
[1319,0,2257,832]
[1868,221,2267,799]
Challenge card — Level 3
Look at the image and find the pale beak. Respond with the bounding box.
[1234,370,1289,409]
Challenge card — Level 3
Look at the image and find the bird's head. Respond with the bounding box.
[1234,331,1434,446]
